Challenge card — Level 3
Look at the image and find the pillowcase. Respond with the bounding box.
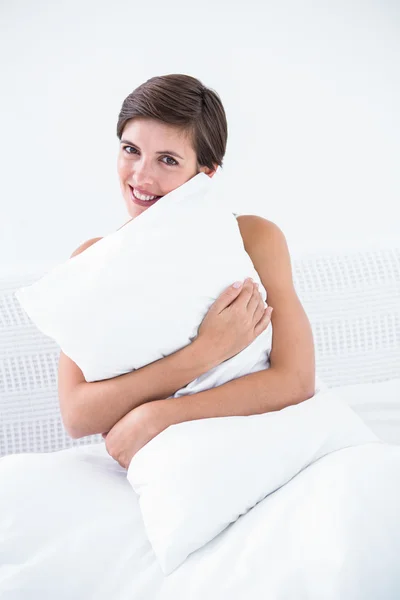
[14,173,272,389]
[127,388,379,575]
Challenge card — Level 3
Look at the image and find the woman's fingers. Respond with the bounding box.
[254,306,273,336]
[254,298,267,323]
[215,278,255,313]
[247,283,261,314]
[238,279,258,308]
[247,282,267,319]
[209,277,265,320]
[209,282,243,314]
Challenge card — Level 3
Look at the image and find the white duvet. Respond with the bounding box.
[1,386,400,599]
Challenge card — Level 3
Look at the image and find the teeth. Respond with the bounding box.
[133,188,158,201]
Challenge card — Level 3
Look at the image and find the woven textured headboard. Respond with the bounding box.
[1,245,399,456]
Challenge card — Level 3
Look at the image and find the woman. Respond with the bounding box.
[58,74,316,469]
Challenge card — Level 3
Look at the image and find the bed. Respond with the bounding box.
[1,240,399,599]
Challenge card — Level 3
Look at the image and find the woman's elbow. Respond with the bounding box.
[290,368,316,403]
[298,372,316,401]
[61,412,85,439]
[59,396,90,439]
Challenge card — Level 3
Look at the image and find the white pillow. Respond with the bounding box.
[14,173,272,388]
[127,389,379,574]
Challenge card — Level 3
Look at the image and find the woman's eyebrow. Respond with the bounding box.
[120,139,184,160]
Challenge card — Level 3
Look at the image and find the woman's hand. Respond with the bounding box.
[102,401,170,469]
[196,278,273,363]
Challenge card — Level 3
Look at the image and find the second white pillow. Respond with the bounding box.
[127,389,379,575]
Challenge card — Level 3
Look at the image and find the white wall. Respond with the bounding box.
[1,0,399,271]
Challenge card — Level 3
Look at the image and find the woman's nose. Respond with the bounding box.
[132,158,155,184]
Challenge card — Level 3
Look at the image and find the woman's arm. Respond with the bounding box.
[61,338,220,440]
[237,215,316,396]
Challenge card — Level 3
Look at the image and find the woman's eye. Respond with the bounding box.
[162,156,178,166]
[122,146,177,166]
[123,146,137,155]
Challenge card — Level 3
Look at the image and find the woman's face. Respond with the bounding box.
[117,117,217,219]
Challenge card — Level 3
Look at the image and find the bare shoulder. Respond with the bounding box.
[236,214,293,293]
[70,237,103,258]
[236,214,286,252]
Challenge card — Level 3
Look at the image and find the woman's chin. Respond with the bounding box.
[125,201,145,219]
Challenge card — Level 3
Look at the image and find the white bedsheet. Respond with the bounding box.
[1,417,400,599]
[0,444,164,599]
[159,442,400,600]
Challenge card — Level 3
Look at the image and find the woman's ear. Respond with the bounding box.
[199,164,219,178]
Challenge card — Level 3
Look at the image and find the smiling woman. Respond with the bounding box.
[57,73,315,455]
[115,74,228,219]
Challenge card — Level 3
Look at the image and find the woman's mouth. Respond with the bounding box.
[129,185,162,207]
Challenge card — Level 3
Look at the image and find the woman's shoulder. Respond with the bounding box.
[70,237,103,258]
[236,214,284,249]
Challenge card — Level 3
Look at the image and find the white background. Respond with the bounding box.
[1,0,399,270]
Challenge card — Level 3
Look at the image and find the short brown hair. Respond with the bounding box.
[116,74,228,170]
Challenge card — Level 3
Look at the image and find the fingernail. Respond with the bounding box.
[232,281,242,288]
